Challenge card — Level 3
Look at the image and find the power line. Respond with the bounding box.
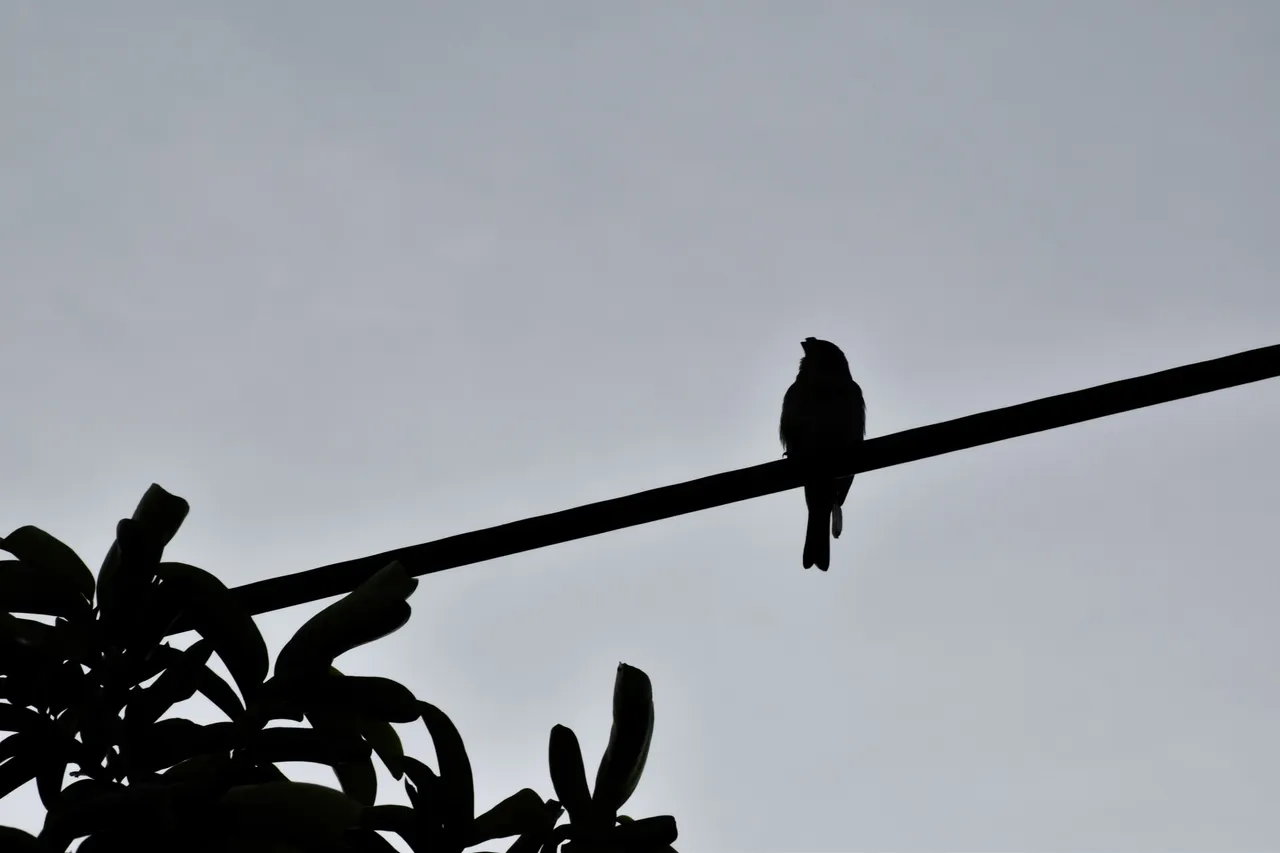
[219,343,1279,620]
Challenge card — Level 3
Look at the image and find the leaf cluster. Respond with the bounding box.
[0,485,676,853]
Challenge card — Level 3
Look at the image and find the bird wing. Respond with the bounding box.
[779,380,802,453]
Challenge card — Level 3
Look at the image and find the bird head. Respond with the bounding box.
[799,337,850,372]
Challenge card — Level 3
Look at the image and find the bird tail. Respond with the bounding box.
[802,493,831,571]
[831,505,843,539]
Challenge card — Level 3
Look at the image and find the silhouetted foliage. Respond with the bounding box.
[0,485,676,852]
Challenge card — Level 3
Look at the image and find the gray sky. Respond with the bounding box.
[3,2,1279,850]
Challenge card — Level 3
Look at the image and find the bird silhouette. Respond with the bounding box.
[779,337,866,570]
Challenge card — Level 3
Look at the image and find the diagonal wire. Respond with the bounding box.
[217,343,1279,620]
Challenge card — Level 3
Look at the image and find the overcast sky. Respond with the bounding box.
[3,3,1279,851]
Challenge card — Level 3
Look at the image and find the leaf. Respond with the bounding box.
[41,778,179,845]
[470,788,546,844]
[242,727,371,767]
[591,663,654,817]
[0,826,49,853]
[216,781,364,848]
[346,828,403,853]
[125,587,189,668]
[0,559,91,619]
[538,823,573,853]
[359,718,404,779]
[72,698,117,771]
[125,640,214,726]
[228,761,290,787]
[499,798,563,853]
[44,660,93,714]
[0,733,21,762]
[0,526,95,603]
[0,613,58,650]
[333,757,377,807]
[36,753,66,808]
[608,814,678,848]
[92,488,187,660]
[95,485,190,605]
[0,704,45,733]
[73,833,140,853]
[119,639,197,694]
[361,803,421,850]
[0,724,84,791]
[401,757,442,816]
[124,718,234,775]
[196,664,246,721]
[547,725,591,825]
[52,615,99,665]
[0,751,39,799]
[418,701,474,838]
[264,674,420,724]
[129,484,191,549]
[53,776,122,807]
[274,562,417,677]
[161,752,231,784]
[400,755,463,848]
[155,562,268,703]
[0,638,76,712]
[307,704,405,780]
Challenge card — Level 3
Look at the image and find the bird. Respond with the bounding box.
[779,337,866,570]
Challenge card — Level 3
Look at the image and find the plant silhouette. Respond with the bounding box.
[0,485,677,853]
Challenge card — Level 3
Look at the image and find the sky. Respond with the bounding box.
[2,2,1278,850]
